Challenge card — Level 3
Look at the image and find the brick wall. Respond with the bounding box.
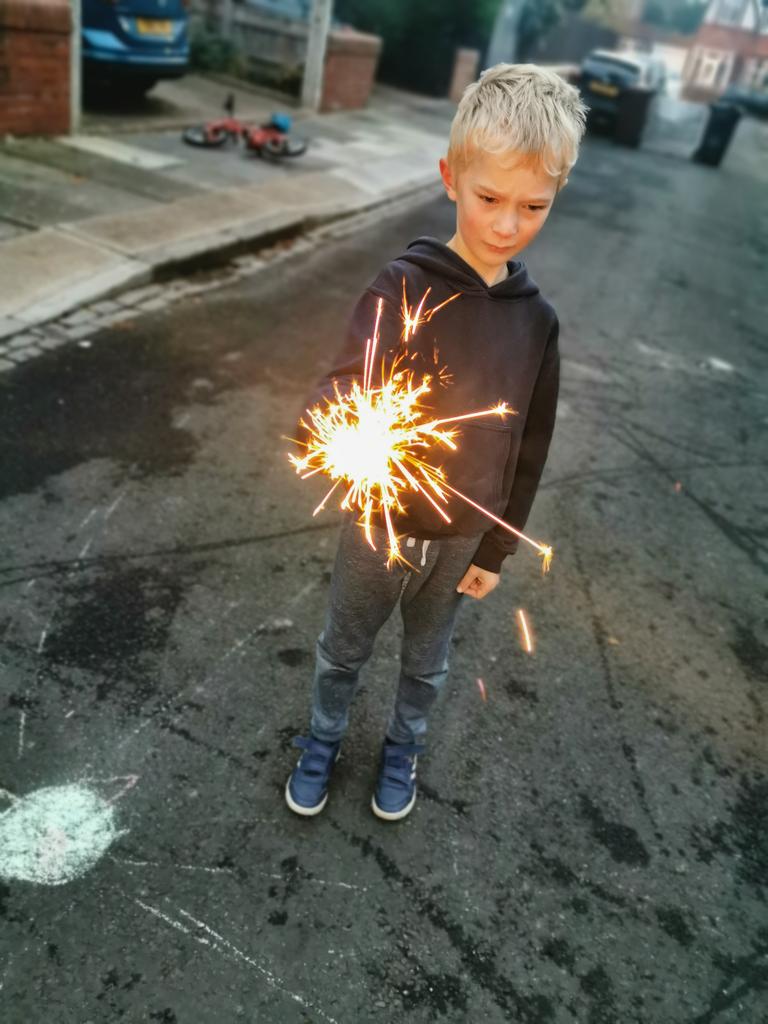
[321,28,381,112]
[696,21,768,58]
[0,0,71,136]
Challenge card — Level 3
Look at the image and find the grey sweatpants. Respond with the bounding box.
[310,516,483,746]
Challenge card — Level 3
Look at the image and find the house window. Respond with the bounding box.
[698,49,728,87]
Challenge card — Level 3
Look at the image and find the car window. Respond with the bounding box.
[587,54,642,76]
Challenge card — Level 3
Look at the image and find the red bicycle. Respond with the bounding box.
[182,96,307,159]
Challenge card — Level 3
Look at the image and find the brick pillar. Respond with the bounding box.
[448,48,480,103]
[321,28,382,113]
[0,0,71,136]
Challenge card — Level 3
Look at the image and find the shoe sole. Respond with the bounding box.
[371,788,417,821]
[284,746,340,817]
[285,779,329,816]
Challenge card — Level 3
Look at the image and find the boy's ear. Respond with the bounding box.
[439,157,457,202]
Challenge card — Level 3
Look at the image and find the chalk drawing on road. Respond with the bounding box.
[17,709,26,759]
[0,776,137,886]
[134,897,339,1024]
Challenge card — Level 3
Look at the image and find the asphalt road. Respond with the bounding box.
[0,128,766,1024]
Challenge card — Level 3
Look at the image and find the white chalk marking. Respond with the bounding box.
[706,356,734,373]
[79,507,99,529]
[111,855,233,875]
[37,626,48,653]
[0,784,128,885]
[78,540,92,560]
[263,872,367,893]
[113,851,353,885]
[287,579,318,608]
[134,898,338,1023]
[116,580,319,754]
[0,952,13,993]
[178,905,339,1023]
[23,579,37,592]
[64,710,75,719]
[81,774,139,805]
[134,897,201,941]
[17,711,26,759]
[104,489,128,521]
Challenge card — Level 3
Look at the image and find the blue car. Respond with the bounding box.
[82,0,189,97]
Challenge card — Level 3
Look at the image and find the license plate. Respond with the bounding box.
[589,80,619,97]
[136,18,173,36]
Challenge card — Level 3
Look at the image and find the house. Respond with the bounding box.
[682,0,768,100]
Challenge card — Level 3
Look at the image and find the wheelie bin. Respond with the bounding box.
[692,102,742,167]
[613,86,655,148]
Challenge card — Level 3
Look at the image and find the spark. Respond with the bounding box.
[290,283,554,571]
[476,677,487,702]
[401,280,460,342]
[516,609,534,654]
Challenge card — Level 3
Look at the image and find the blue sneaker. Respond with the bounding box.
[371,740,425,821]
[285,735,341,816]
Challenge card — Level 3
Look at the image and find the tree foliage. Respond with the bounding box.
[333,0,500,95]
[517,0,590,58]
[641,0,709,35]
[334,0,617,94]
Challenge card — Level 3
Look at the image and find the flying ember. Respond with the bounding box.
[289,285,554,572]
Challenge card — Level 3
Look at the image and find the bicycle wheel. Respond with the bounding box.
[263,136,308,159]
[182,125,230,148]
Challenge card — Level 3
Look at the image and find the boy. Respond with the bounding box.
[286,64,587,821]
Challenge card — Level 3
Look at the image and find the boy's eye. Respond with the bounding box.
[526,204,547,212]
[479,195,497,204]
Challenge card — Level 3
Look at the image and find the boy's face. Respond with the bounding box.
[439,149,559,285]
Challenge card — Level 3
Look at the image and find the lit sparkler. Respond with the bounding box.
[289,286,554,571]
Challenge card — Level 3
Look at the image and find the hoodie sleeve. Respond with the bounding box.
[295,287,403,439]
[472,317,560,574]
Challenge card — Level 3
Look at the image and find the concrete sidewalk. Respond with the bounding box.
[0,77,455,346]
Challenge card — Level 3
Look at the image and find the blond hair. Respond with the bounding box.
[448,63,587,186]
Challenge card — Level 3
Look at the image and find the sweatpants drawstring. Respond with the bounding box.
[405,536,431,568]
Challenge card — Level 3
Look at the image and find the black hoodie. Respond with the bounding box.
[303,237,559,573]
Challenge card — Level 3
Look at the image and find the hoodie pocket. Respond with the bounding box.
[436,420,514,527]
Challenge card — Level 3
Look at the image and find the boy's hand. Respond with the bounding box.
[456,564,500,600]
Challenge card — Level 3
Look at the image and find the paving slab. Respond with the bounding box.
[66,185,297,257]
[0,138,202,203]
[0,229,143,327]
[58,134,183,170]
[332,151,440,199]
[255,170,372,217]
[0,150,158,229]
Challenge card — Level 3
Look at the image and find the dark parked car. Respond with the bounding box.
[578,49,661,122]
[721,84,768,119]
[82,0,189,98]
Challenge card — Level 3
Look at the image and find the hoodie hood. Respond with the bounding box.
[398,236,540,299]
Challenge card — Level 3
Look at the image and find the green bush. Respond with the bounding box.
[189,24,240,73]
[334,0,500,96]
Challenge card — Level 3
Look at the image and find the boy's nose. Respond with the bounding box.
[493,215,518,238]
